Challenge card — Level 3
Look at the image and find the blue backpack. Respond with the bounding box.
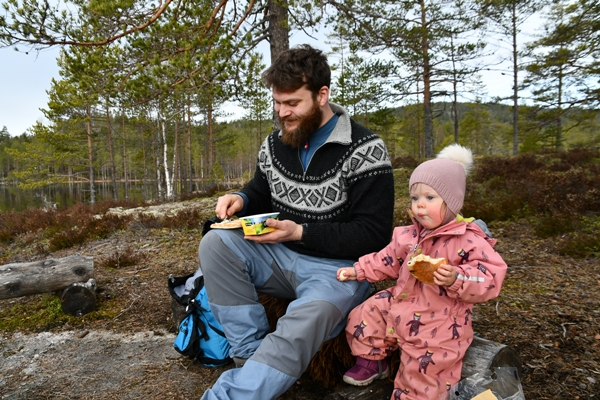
[168,271,232,367]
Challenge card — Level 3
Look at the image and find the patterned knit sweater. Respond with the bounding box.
[240,103,395,260]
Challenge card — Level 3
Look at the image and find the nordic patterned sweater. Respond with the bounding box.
[240,103,395,260]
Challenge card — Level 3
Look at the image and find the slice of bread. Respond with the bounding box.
[407,254,446,285]
[210,219,242,229]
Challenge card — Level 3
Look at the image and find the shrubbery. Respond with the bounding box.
[462,147,600,258]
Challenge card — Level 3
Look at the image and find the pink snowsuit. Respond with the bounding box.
[346,216,507,400]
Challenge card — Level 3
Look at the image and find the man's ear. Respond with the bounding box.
[317,86,329,106]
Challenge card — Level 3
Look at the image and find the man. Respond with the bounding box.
[199,44,394,400]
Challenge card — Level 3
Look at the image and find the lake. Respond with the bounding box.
[0,182,157,212]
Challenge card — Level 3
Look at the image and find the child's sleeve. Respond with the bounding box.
[354,226,412,283]
[446,233,507,303]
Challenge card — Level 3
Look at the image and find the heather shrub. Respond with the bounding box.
[45,205,132,251]
[0,208,58,242]
[531,213,583,238]
[463,177,531,222]
[558,232,600,258]
[91,199,144,215]
[47,228,89,251]
[392,155,419,169]
[472,152,544,181]
[130,209,207,230]
[459,147,600,257]
[464,148,600,224]
[88,214,132,239]
[161,208,205,230]
[97,247,143,269]
[135,213,163,229]
[556,216,600,258]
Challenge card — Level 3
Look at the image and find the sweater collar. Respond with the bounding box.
[327,103,353,145]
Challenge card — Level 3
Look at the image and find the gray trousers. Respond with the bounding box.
[198,229,369,400]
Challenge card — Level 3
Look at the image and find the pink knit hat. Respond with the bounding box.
[409,144,473,216]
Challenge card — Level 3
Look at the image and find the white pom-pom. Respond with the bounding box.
[436,144,473,175]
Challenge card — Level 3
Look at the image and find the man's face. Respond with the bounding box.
[273,86,324,148]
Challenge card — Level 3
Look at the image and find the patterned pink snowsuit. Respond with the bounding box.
[346,216,507,400]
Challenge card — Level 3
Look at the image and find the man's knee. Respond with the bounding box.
[198,231,229,274]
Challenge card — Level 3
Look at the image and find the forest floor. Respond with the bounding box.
[0,198,599,399]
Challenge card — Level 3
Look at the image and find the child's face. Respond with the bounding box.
[410,183,446,230]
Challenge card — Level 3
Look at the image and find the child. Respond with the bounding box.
[337,144,507,400]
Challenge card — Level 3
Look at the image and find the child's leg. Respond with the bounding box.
[391,342,463,400]
[345,290,398,356]
[344,291,398,386]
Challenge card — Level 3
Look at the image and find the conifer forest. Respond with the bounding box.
[0,0,598,203]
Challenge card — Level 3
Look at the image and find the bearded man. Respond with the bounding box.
[199,44,394,400]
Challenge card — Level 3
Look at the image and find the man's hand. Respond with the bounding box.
[244,218,303,244]
[215,194,244,220]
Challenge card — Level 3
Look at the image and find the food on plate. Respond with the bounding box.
[407,254,447,285]
[210,218,243,229]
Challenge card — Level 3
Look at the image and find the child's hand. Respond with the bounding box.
[433,264,457,286]
[337,267,357,282]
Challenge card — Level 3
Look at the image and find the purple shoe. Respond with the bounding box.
[343,357,389,386]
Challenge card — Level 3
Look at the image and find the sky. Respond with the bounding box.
[1,46,62,136]
[0,18,543,137]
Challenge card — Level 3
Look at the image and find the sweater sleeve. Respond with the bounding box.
[446,226,507,303]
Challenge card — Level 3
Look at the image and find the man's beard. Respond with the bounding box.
[279,100,323,148]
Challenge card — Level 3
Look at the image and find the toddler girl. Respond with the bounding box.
[337,144,507,400]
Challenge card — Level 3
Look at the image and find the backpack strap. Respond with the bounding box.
[189,300,225,338]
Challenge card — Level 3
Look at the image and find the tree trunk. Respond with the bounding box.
[512,3,519,156]
[105,100,118,201]
[86,106,96,204]
[268,0,290,62]
[451,36,459,144]
[267,0,289,129]
[207,95,215,180]
[0,255,94,300]
[186,98,194,192]
[556,65,564,149]
[420,0,434,158]
[171,118,179,197]
[121,110,129,200]
[161,118,173,198]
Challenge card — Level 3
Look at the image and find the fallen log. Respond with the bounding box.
[0,255,94,300]
[462,336,522,378]
[61,278,97,316]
